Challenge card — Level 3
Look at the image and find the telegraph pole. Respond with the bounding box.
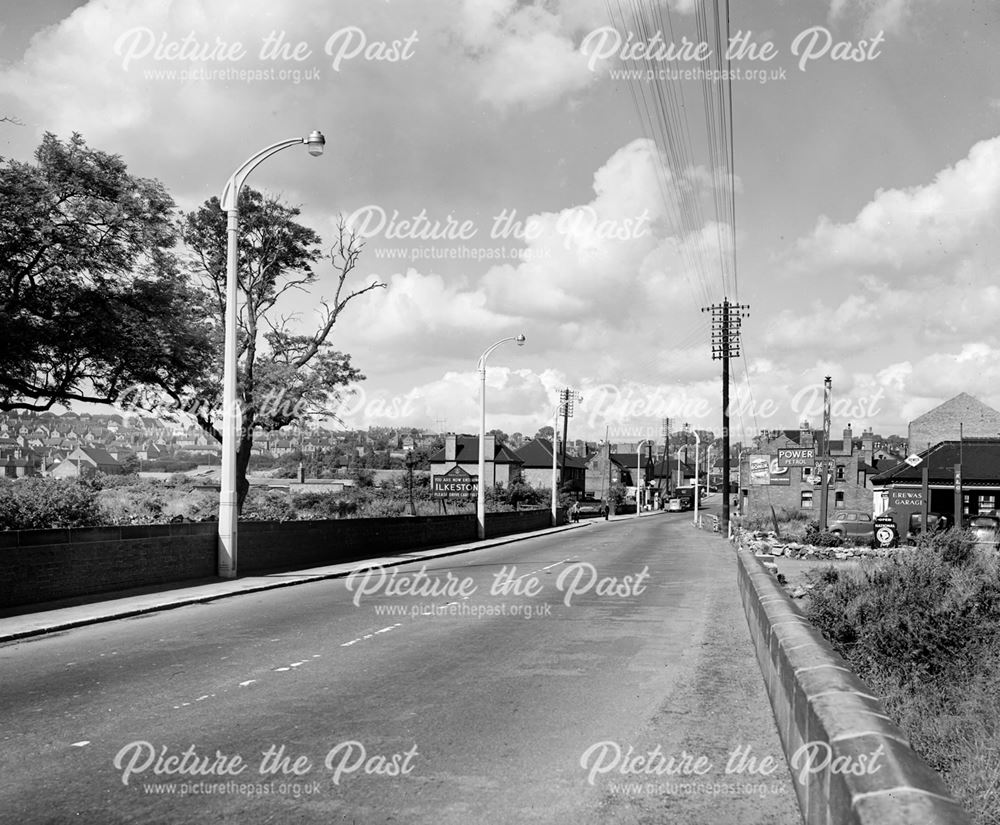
[558,388,576,486]
[703,298,749,536]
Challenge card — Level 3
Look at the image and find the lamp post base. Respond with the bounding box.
[217,494,238,578]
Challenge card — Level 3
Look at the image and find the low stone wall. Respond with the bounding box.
[736,542,971,824]
[0,508,565,609]
[744,529,895,561]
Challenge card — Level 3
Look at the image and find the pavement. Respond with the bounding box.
[0,510,674,643]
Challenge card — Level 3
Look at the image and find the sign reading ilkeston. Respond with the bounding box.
[431,466,478,499]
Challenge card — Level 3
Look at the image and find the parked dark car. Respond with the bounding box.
[575,498,605,518]
[906,512,949,544]
[965,514,1000,549]
[827,510,873,540]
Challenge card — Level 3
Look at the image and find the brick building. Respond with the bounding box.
[872,439,1000,523]
[739,423,882,517]
[510,438,587,492]
[908,393,1000,454]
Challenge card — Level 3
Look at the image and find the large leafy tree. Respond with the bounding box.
[0,132,213,411]
[163,188,384,512]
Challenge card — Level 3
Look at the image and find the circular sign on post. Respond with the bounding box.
[873,515,898,548]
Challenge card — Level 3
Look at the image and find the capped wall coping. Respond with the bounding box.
[736,544,970,825]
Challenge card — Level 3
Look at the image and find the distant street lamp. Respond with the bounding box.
[690,427,701,526]
[217,131,326,579]
[477,335,526,539]
[635,439,650,518]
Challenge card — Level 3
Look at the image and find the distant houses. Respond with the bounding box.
[50,446,124,478]
[510,438,587,491]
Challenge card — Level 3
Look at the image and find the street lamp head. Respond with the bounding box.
[515,334,526,346]
[306,130,326,157]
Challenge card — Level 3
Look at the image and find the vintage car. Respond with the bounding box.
[665,492,693,511]
[906,512,950,544]
[965,514,1000,549]
[574,498,606,518]
[827,510,873,540]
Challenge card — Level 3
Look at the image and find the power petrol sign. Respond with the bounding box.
[776,447,815,468]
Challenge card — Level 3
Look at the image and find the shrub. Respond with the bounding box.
[241,489,297,522]
[807,549,1000,823]
[97,486,165,525]
[95,480,218,525]
[807,546,1000,686]
[85,471,142,490]
[0,478,102,529]
[810,531,844,547]
[914,527,976,567]
[357,497,408,518]
[292,491,358,519]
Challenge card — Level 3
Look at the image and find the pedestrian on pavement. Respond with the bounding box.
[601,499,609,520]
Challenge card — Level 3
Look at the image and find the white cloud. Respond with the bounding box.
[768,133,1000,380]
[456,0,596,111]
[794,135,1000,273]
[827,0,940,34]
[335,267,517,353]
[481,138,721,327]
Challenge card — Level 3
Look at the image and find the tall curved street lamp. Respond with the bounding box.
[706,444,714,494]
[551,401,560,527]
[477,335,526,539]
[635,439,650,518]
[691,428,702,526]
[217,131,326,578]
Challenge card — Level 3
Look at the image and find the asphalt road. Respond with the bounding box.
[0,512,801,825]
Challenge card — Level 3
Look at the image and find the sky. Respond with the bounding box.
[1,0,998,445]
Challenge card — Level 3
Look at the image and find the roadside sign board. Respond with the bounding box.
[889,489,924,508]
[776,447,815,468]
[432,466,478,499]
[873,514,898,548]
[748,455,770,486]
[905,453,923,467]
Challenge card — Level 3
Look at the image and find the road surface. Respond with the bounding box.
[0,512,800,824]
